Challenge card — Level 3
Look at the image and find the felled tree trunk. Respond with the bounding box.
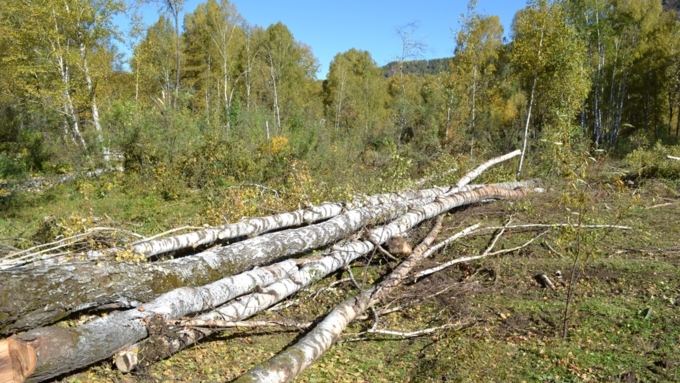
[1,180,535,334]
[87,184,461,261]
[0,151,526,382]
[115,185,528,373]
[235,217,445,383]
[1,260,304,382]
[0,198,431,335]
[237,186,527,382]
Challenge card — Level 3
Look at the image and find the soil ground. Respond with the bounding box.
[46,178,680,382]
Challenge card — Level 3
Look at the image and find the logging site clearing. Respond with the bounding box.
[1,151,679,383]
[3,0,680,380]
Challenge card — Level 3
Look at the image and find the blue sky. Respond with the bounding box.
[115,0,528,78]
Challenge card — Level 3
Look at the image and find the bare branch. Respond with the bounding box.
[414,230,549,281]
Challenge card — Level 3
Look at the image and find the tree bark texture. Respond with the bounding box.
[0,199,428,335]
[237,187,526,383]
[87,184,463,261]
[235,217,444,383]
[1,152,527,333]
[368,186,526,245]
[116,185,527,373]
[3,260,302,382]
[4,200,444,382]
[0,152,526,381]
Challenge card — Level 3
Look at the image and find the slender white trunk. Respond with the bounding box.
[79,41,109,165]
[471,64,477,156]
[52,7,88,156]
[244,34,254,109]
[173,9,180,109]
[268,51,281,131]
[517,25,544,179]
[517,76,537,179]
[335,68,346,132]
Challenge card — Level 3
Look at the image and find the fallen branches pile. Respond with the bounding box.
[0,150,629,382]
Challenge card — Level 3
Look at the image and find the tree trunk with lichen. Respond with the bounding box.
[0,151,527,382]
[115,187,523,370]
[1,186,527,383]
[84,184,467,261]
[0,179,534,335]
[0,198,430,336]
[235,186,526,383]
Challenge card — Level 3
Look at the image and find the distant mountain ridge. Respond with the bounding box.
[381,57,452,78]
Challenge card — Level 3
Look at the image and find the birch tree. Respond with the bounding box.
[259,22,319,132]
[183,0,244,132]
[0,0,122,165]
[132,16,176,108]
[567,0,676,146]
[511,0,590,176]
[452,1,503,155]
[322,49,387,134]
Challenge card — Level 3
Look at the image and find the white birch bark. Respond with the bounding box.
[517,25,544,178]
[234,217,445,383]
[4,260,299,382]
[0,197,430,334]
[368,186,526,248]
[79,41,109,165]
[239,186,530,382]
[5,196,438,381]
[0,153,529,379]
[115,241,377,372]
[517,76,537,178]
[115,183,532,371]
[51,6,88,156]
[267,50,281,131]
[86,183,483,261]
[453,149,521,190]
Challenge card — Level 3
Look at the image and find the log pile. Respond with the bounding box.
[0,150,557,382]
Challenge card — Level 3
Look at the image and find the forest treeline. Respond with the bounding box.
[1,0,680,198]
[382,58,453,78]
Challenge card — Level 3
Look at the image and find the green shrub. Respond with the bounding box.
[625,142,680,179]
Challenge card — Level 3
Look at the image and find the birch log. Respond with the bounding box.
[0,199,427,335]
[116,186,528,373]
[82,184,462,262]
[368,186,526,244]
[0,260,301,382]
[235,217,444,383]
[0,152,525,380]
[236,187,526,383]
[0,182,534,333]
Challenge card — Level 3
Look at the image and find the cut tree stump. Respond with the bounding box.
[0,338,35,383]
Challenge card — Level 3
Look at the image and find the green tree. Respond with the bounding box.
[567,0,678,147]
[259,22,319,132]
[322,49,387,134]
[452,1,504,155]
[132,16,176,109]
[511,0,590,176]
[183,0,244,132]
[0,0,122,166]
